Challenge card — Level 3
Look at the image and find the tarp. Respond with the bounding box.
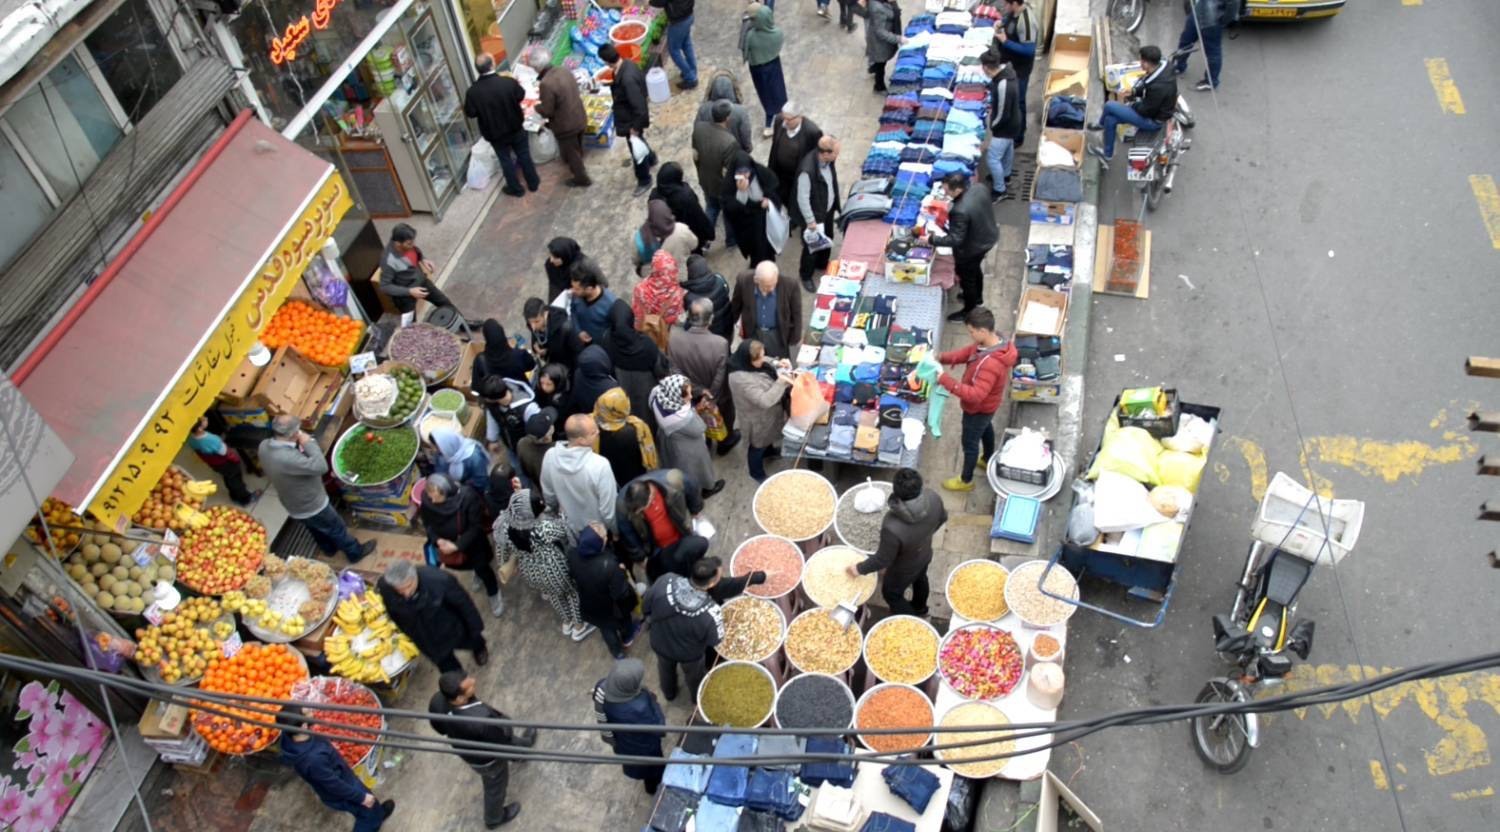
[17,116,352,528]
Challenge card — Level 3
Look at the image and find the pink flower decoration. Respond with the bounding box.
[10,790,61,832]
[26,707,63,752]
[42,777,74,816]
[16,683,53,718]
[0,777,24,824]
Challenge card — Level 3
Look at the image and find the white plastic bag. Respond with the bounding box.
[765,207,790,254]
[1093,471,1171,533]
[853,483,885,513]
[531,128,559,164]
[466,139,499,190]
[628,134,652,164]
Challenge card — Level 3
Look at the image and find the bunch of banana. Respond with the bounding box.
[395,634,418,660]
[182,480,218,500]
[173,504,211,530]
[335,598,365,635]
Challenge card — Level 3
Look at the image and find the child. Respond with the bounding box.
[187,416,255,506]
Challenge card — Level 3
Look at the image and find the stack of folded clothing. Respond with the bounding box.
[971,4,1002,24]
[1013,335,1063,385]
[862,139,906,177]
[904,14,937,37]
[935,10,970,34]
[889,45,928,90]
[1025,244,1075,289]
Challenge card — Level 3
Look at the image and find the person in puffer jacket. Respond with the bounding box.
[936,307,1018,492]
[642,559,725,702]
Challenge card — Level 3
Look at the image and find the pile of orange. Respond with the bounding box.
[192,643,309,754]
[261,302,363,367]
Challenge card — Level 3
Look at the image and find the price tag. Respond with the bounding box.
[155,529,178,562]
[143,603,164,626]
[399,311,415,328]
[349,351,377,374]
[131,542,153,567]
[221,632,243,658]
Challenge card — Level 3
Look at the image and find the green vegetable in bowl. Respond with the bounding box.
[336,427,418,484]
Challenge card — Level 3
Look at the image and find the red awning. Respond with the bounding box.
[17,114,341,514]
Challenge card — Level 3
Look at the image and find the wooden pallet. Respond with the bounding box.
[1091,224,1152,298]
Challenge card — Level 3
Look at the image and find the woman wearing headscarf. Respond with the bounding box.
[474,320,536,384]
[602,301,668,424]
[740,3,787,134]
[631,250,687,354]
[430,428,492,496]
[492,488,594,640]
[544,237,583,301]
[421,473,503,617]
[649,375,722,500]
[566,522,639,659]
[719,151,781,266]
[632,200,676,272]
[570,343,617,416]
[532,362,574,417]
[650,163,714,251]
[591,658,667,795]
[593,387,659,488]
[726,339,793,482]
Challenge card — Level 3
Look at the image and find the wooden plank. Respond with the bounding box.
[1480,456,1500,476]
[1091,225,1151,298]
[1489,551,1500,569]
[1465,357,1500,378]
[1481,501,1500,521]
[1468,410,1500,432]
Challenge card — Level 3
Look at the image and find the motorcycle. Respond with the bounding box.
[1125,47,1198,211]
[1189,473,1365,773]
[1109,0,1150,33]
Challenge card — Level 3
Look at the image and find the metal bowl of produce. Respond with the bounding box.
[332,423,420,487]
[862,614,940,686]
[945,559,1011,623]
[387,323,463,385]
[354,362,429,428]
[752,468,837,542]
[242,556,340,643]
[728,535,803,601]
[773,672,855,731]
[855,683,934,754]
[1003,560,1079,629]
[783,606,863,676]
[833,480,893,554]
[715,596,787,662]
[696,661,776,729]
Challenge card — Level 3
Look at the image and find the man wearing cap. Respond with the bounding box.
[428,672,537,828]
[516,407,558,487]
[766,102,823,221]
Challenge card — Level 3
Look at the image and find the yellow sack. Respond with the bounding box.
[1157,450,1207,493]
[1087,424,1163,485]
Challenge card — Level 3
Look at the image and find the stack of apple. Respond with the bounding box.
[133,467,209,531]
[177,506,267,594]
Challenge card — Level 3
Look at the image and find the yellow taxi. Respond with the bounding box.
[1242,0,1346,20]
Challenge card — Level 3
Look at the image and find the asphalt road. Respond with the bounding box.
[1058,3,1500,830]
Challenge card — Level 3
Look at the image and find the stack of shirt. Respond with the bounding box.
[934,10,971,34]
[889,46,928,90]
[862,139,907,177]
[1013,335,1063,384]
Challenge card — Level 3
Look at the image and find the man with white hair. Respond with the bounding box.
[766,101,823,218]
[728,260,802,360]
[669,296,740,453]
[258,415,373,562]
[795,135,841,292]
[463,53,537,197]
[530,49,591,187]
[376,560,489,672]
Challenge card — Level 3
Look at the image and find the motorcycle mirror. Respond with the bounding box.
[1287,620,1316,661]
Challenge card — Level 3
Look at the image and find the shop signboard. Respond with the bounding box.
[88,173,353,530]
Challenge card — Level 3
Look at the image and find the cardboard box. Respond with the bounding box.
[1039,128,1085,169]
[449,340,485,394]
[1029,199,1077,226]
[219,355,266,404]
[1015,287,1070,337]
[251,346,344,426]
[139,700,190,742]
[1044,67,1089,98]
[1051,33,1093,73]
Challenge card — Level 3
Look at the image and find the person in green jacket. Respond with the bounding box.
[740,4,787,134]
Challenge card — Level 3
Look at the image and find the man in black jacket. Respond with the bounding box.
[600,43,656,196]
[766,103,823,223]
[1087,45,1178,166]
[982,53,1022,202]
[428,672,537,828]
[795,136,841,292]
[567,523,640,658]
[463,53,538,197]
[379,223,455,315]
[377,561,488,673]
[650,0,697,90]
[847,468,949,616]
[642,562,724,702]
[924,173,1000,321]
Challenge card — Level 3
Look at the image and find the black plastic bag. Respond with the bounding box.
[941,775,978,832]
[648,787,698,832]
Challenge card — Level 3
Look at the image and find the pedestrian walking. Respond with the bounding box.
[695,71,754,153]
[376,561,489,672]
[679,257,734,340]
[692,102,742,250]
[463,53,539,197]
[543,237,584,304]
[993,0,1038,145]
[669,296,739,450]
[280,705,393,832]
[420,474,504,618]
[258,415,373,562]
[935,307,1019,492]
[982,52,1022,201]
[570,344,618,415]
[719,152,782,266]
[795,136,841,293]
[601,302,670,423]
[528,50,592,187]
[642,564,724,702]
[728,260,802,360]
[1176,0,1229,91]
[428,672,535,828]
[846,468,948,616]
[540,414,619,534]
[725,340,793,482]
[599,43,656,196]
[568,259,620,346]
[593,387,660,488]
[567,523,641,658]
[766,103,823,217]
[592,658,668,794]
[650,162,715,251]
[634,200,698,281]
[633,250,688,353]
[651,0,698,89]
[650,376,723,500]
[187,416,255,506]
[924,173,999,320]
[492,486,589,640]
[740,3,788,135]
[430,428,493,496]
[865,0,903,92]
[379,223,456,314]
[616,469,710,579]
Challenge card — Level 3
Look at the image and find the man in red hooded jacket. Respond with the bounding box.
[937,307,1018,491]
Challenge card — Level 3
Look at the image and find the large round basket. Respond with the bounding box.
[783,607,863,676]
[242,557,340,643]
[934,701,1013,778]
[353,361,429,428]
[386,323,463,385]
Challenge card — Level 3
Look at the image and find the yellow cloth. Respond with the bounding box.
[592,387,659,470]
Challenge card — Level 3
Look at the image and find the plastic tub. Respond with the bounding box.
[753,469,837,542]
[697,661,776,728]
[728,535,803,600]
[773,672,855,731]
[862,614,939,686]
[608,20,648,63]
[855,683,934,754]
[944,559,1011,622]
[716,596,787,663]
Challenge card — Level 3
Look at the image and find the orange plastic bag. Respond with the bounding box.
[788,372,830,430]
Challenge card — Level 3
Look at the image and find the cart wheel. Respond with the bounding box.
[1190,680,1253,774]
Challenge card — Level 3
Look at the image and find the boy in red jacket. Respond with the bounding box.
[937,308,1018,491]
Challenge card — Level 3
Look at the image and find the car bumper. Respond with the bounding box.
[1242,0,1347,20]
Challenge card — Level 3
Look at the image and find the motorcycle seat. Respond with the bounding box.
[1265,552,1312,606]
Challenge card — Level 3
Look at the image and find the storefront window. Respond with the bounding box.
[0,133,55,271]
[1,55,124,203]
[83,0,184,120]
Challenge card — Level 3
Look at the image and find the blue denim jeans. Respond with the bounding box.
[1100,101,1161,158]
[301,503,364,560]
[959,412,996,483]
[666,17,697,85]
[493,130,539,193]
[704,194,736,246]
[985,137,1015,195]
[1176,19,1223,87]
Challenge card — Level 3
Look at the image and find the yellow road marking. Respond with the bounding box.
[1297,448,1336,498]
[1226,437,1269,502]
[1302,434,1476,483]
[1402,0,1421,6]
[1370,760,1390,790]
[1452,787,1494,800]
[1472,175,1500,250]
[1424,59,1465,115]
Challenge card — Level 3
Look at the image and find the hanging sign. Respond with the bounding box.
[270,0,347,65]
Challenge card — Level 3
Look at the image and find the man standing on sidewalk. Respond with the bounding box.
[693,102,741,251]
[600,44,656,197]
[259,416,374,562]
[925,173,999,321]
[428,672,536,828]
[992,0,1037,146]
[795,136,841,293]
[1175,0,1230,91]
[982,52,1022,202]
[766,103,822,221]
[529,50,591,187]
[651,0,698,90]
[936,308,1018,492]
[464,54,539,198]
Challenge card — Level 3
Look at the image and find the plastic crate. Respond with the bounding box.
[1118,388,1180,438]
[1251,472,1364,565]
[998,460,1053,486]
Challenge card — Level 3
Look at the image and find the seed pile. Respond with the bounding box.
[936,702,1013,778]
[802,547,877,608]
[858,686,934,754]
[1032,634,1062,661]
[731,536,803,598]
[775,675,854,731]
[718,597,784,661]
[1004,561,1079,627]
[784,609,862,674]
[948,561,1010,621]
[939,626,1024,700]
[699,663,774,728]
[864,616,938,684]
[754,470,835,540]
[835,482,892,553]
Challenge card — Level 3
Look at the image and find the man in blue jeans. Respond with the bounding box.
[1175,0,1228,91]
[981,52,1022,201]
[259,415,375,562]
[934,308,1019,492]
[1086,45,1179,167]
[462,53,539,197]
[653,0,698,90]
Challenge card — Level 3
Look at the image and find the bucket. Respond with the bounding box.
[646,66,670,103]
[608,20,647,63]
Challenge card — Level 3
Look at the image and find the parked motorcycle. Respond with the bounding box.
[1126,47,1198,211]
[1109,0,1150,33]
[1189,473,1365,773]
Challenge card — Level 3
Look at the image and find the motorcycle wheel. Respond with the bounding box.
[1110,0,1146,33]
[1190,680,1253,774]
[1146,174,1165,211]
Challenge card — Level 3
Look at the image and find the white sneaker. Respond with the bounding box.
[817,7,829,17]
[562,622,575,636]
[570,623,598,642]
[488,593,505,618]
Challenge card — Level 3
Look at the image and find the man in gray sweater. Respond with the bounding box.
[259,415,374,562]
[540,414,618,535]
